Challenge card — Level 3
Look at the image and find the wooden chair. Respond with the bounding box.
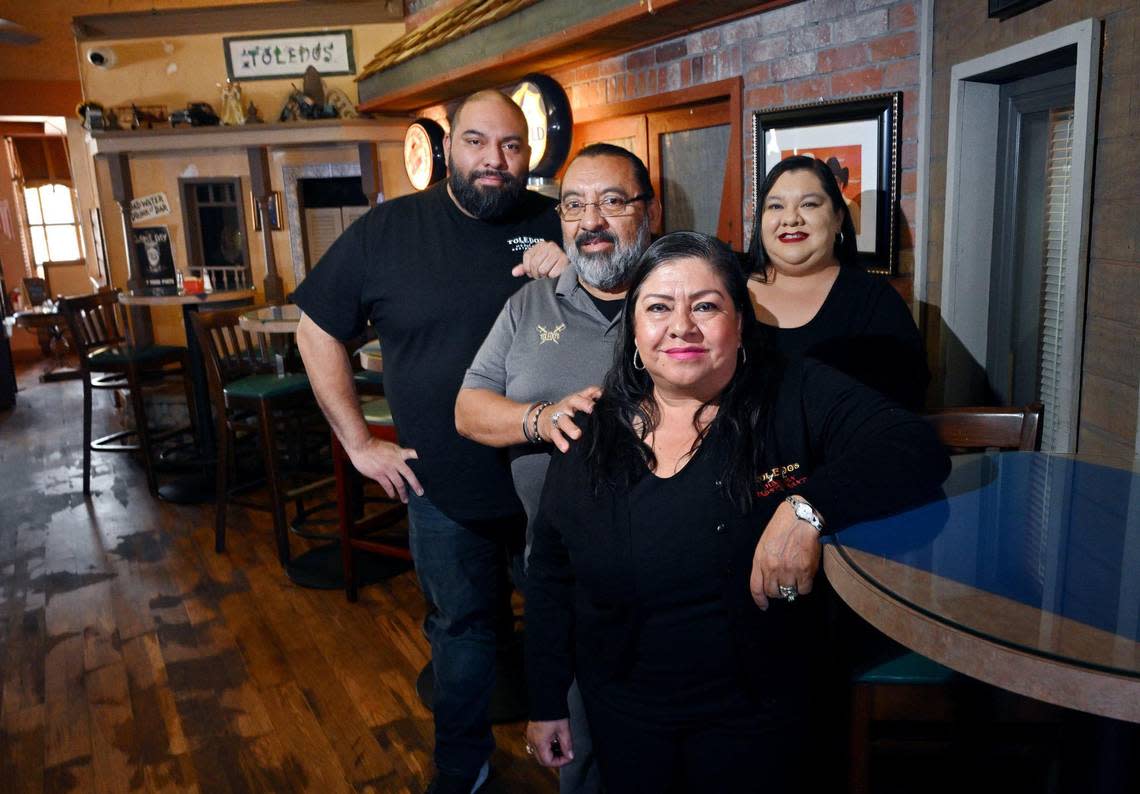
[191,307,334,565]
[58,290,192,496]
[848,401,1045,793]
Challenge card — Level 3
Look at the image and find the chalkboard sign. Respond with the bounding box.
[22,277,48,306]
[134,226,178,295]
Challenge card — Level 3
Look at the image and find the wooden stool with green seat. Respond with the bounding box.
[191,306,333,565]
[335,396,409,602]
[848,402,1044,793]
[58,289,194,496]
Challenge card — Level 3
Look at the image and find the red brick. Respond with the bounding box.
[745,64,771,85]
[574,64,598,82]
[785,76,829,102]
[902,113,918,140]
[869,32,918,61]
[884,58,919,87]
[656,40,687,64]
[829,66,884,95]
[890,2,918,30]
[693,56,706,83]
[626,50,655,70]
[901,140,917,168]
[681,58,692,87]
[817,44,868,73]
[598,58,623,77]
[901,169,917,195]
[745,86,786,110]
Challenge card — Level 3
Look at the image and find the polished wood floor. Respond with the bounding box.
[0,361,557,793]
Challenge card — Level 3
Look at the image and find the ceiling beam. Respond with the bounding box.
[73,0,403,43]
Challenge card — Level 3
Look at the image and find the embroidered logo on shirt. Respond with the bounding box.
[537,323,566,344]
[755,462,807,498]
[508,236,547,253]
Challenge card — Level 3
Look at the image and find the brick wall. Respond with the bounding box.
[549,0,922,290]
[924,0,1138,455]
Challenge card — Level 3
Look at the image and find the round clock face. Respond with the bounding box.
[511,81,548,172]
[404,123,436,191]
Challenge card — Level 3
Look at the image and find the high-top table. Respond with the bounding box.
[824,451,1140,723]
[3,306,80,382]
[120,289,256,502]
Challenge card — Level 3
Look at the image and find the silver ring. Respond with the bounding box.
[550,410,565,428]
[778,584,798,602]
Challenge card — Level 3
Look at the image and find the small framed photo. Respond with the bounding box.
[753,92,901,274]
[252,191,282,231]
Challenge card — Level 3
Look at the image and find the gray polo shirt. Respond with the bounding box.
[463,266,622,534]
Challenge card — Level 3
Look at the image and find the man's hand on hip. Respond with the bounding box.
[345,436,423,503]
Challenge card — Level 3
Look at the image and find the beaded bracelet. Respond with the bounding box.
[522,400,544,443]
[532,401,554,443]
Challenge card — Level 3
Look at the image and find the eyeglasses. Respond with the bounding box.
[556,193,651,221]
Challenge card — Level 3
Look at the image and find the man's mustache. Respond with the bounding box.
[576,230,616,247]
[469,168,518,185]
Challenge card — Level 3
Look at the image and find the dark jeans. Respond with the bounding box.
[581,687,803,794]
[407,493,525,778]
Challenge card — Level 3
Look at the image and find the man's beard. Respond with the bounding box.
[448,166,525,220]
[567,215,651,291]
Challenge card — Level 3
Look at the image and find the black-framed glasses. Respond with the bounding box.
[556,193,651,221]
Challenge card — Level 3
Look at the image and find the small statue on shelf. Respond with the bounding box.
[244,100,263,124]
[219,79,245,126]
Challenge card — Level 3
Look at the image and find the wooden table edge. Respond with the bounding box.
[823,544,1140,723]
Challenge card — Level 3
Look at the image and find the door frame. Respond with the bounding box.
[940,19,1100,451]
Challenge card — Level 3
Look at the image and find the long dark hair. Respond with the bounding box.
[745,155,859,281]
[585,231,778,512]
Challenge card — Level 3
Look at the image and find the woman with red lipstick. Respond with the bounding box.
[746,155,929,411]
[523,232,948,792]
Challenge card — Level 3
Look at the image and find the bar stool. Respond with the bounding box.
[190,307,333,565]
[336,397,409,602]
[58,290,193,496]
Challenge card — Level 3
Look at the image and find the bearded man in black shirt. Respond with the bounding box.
[294,90,564,794]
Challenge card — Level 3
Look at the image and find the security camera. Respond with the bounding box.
[86,47,117,68]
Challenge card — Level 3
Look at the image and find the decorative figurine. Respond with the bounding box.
[244,100,263,124]
[170,102,220,127]
[219,79,246,126]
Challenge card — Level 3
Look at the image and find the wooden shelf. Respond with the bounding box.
[89,117,410,156]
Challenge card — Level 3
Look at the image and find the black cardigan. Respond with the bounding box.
[525,359,950,721]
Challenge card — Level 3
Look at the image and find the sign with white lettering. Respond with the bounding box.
[133,226,177,296]
[129,192,171,224]
[224,30,355,81]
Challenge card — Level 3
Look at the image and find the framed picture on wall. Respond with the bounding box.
[251,191,282,232]
[753,92,901,275]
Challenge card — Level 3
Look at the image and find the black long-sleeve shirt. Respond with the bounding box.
[525,359,949,721]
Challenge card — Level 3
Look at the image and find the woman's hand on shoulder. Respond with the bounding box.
[525,719,574,767]
[542,386,602,453]
[749,499,822,609]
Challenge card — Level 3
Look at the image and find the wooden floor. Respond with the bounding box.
[0,360,558,794]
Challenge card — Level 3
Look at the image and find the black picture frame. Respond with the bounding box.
[223,29,355,82]
[753,92,901,275]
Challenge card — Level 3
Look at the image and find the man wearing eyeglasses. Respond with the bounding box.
[456,143,660,794]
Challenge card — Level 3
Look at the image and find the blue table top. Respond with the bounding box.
[832,452,1140,679]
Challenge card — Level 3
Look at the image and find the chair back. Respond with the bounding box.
[189,306,281,397]
[57,289,130,361]
[925,402,1044,453]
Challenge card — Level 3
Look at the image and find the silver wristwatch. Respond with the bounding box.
[785,495,824,533]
